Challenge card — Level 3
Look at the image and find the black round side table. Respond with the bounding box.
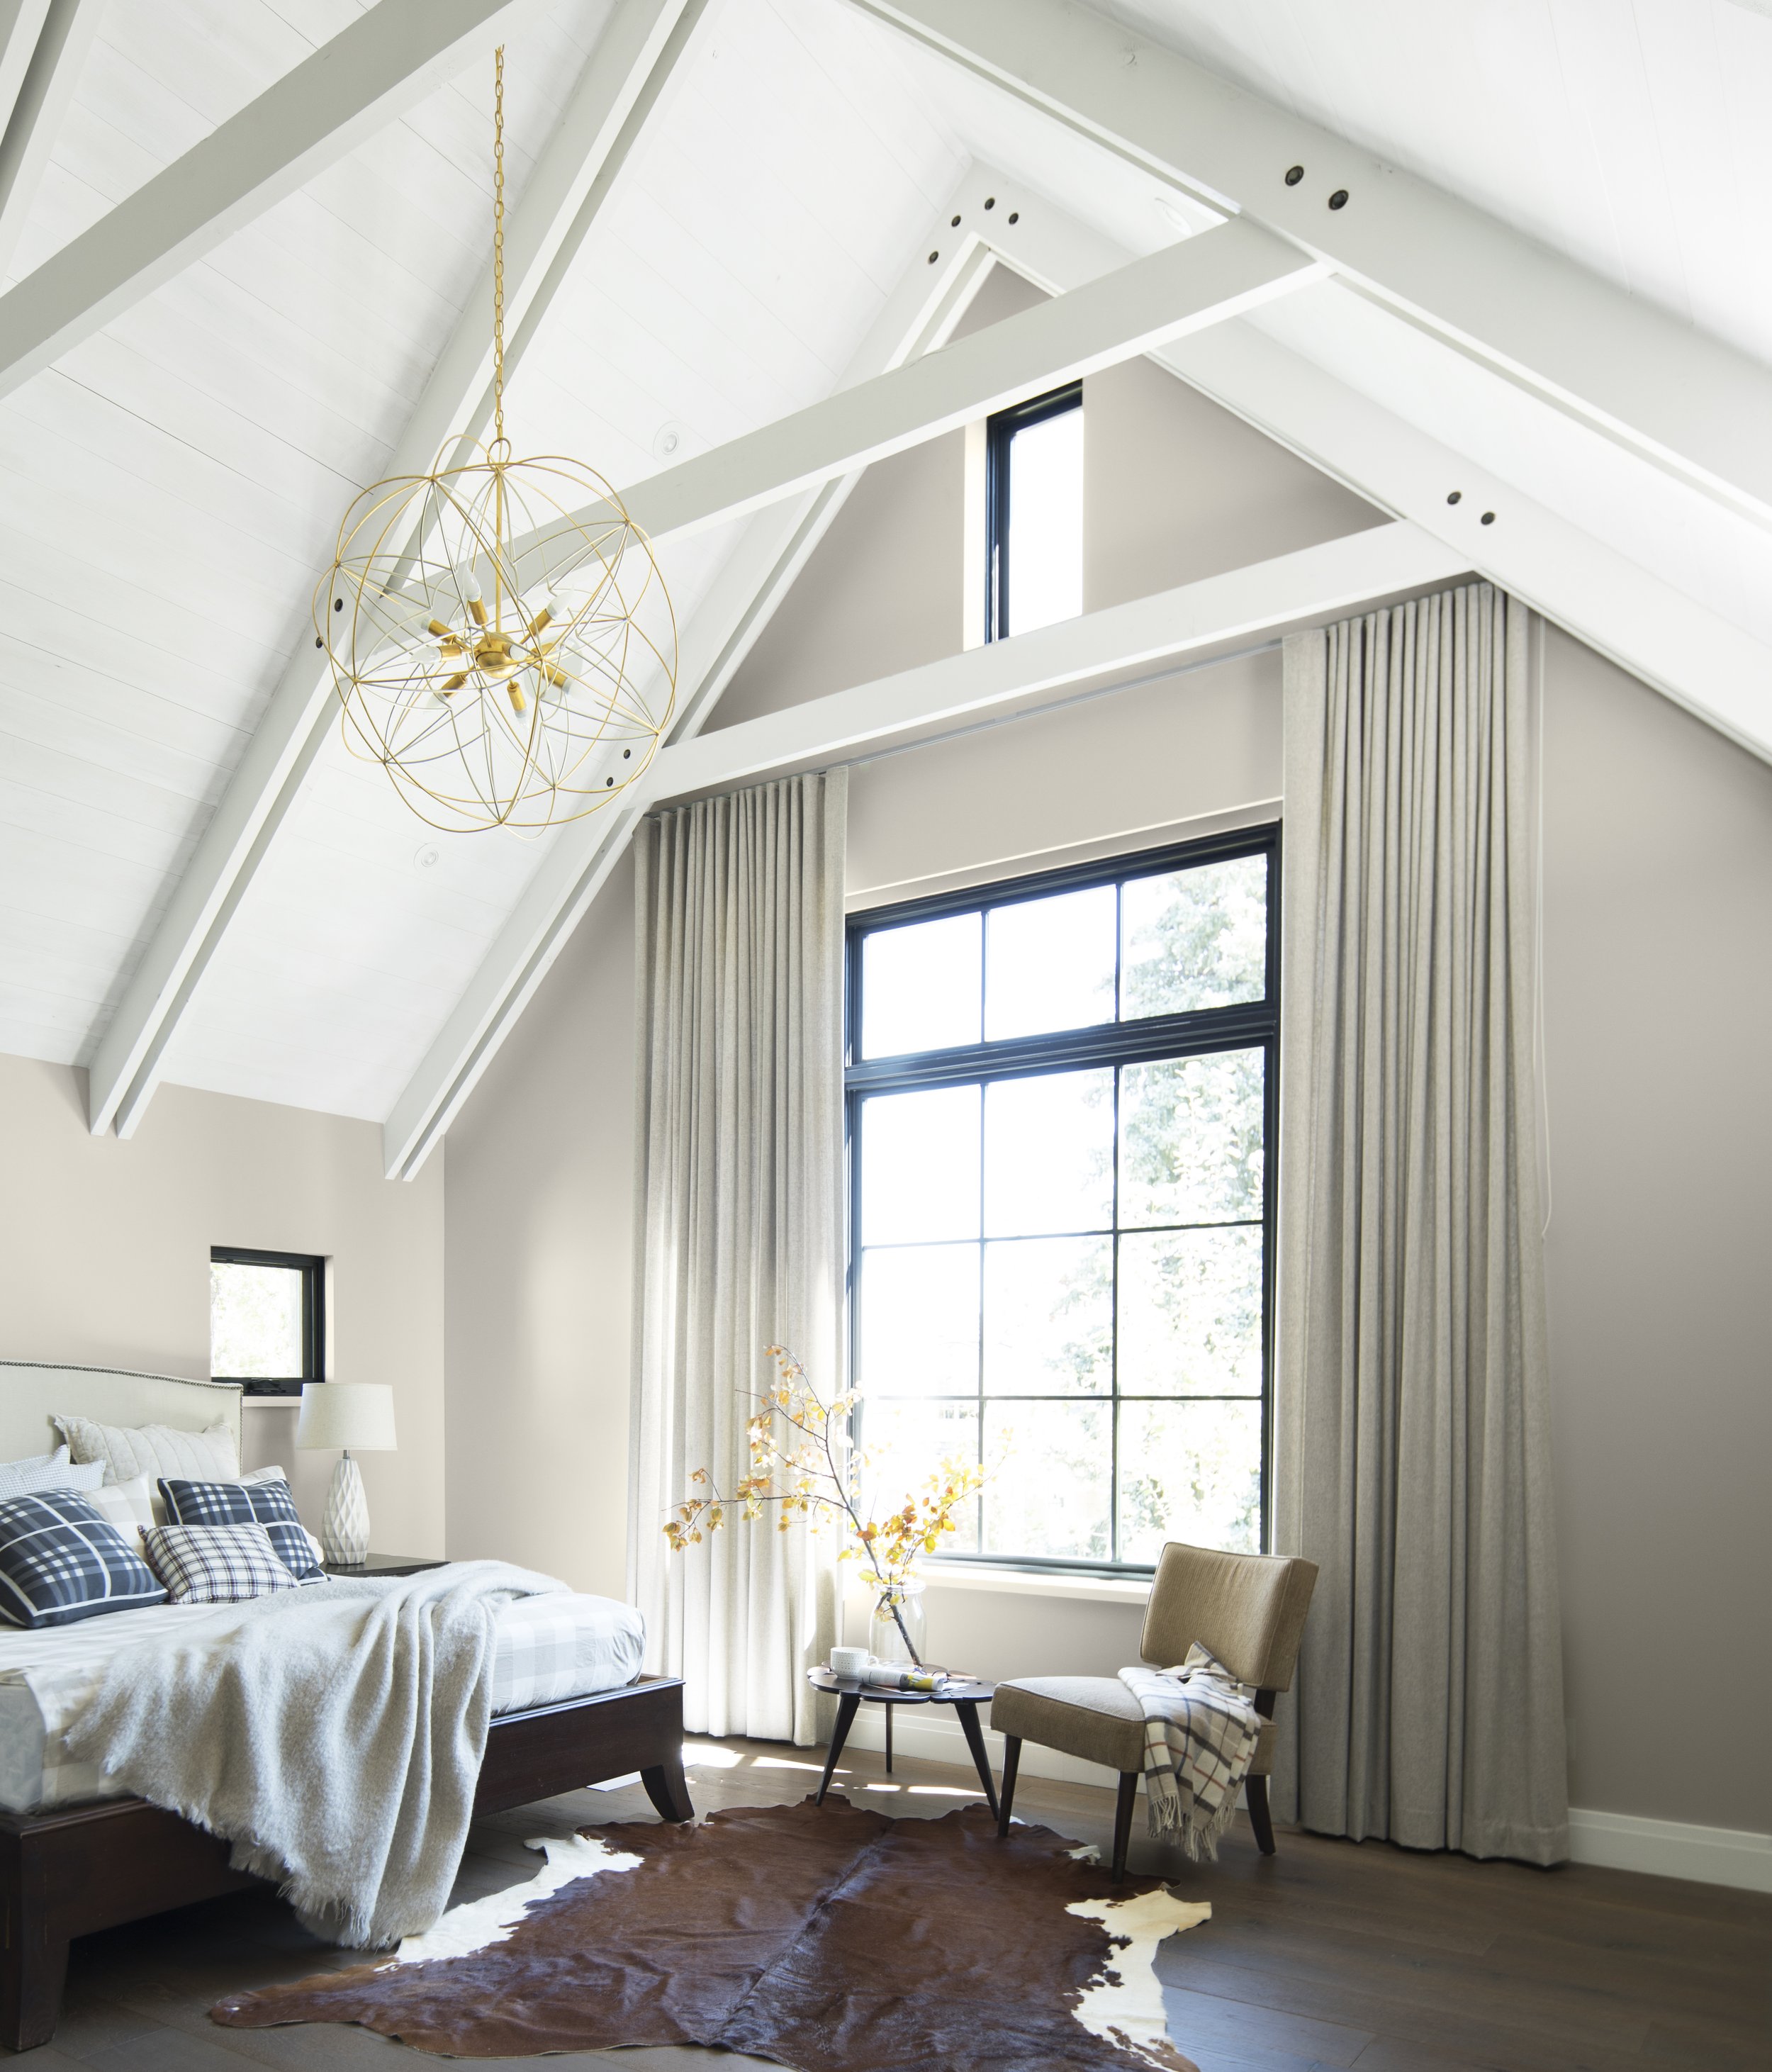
[807,1666,999,1816]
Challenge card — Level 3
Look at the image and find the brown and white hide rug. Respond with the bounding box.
[212,1796,1211,2068]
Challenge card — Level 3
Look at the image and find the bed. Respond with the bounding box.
[0,1361,690,2053]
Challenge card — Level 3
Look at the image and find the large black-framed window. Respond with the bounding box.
[845,826,1278,1576]
[986,379,1082,643]
[209,1247,325,1399]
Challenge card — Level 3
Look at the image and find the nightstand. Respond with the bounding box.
[321,1553,445,1579]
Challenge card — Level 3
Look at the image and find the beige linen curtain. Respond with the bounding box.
[1274,583,1569,1864]
[629,770,847,1746]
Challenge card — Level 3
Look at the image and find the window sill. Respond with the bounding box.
[916,1563,1152,1606]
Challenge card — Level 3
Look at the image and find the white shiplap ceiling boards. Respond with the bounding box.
[0,0,1766,1142]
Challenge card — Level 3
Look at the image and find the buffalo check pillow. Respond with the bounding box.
[0,1491,167,1628]
[157,1476,325,1582]
[141,1523,303,1605]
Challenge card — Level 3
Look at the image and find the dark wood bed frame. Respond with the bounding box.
[0,1671,690,2053]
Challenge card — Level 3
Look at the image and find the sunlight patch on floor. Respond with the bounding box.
[683,1741,744,1769]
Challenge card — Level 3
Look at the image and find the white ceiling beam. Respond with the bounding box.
[0,0,103,281]
[846,0,1772,532]
[386,514,1465,1178]
[656,521,1467,798]
[0,0,549,405]
[1163,325,1772,764]
[497,215,1320,581]
[86,0,712,1140]
[0,0,51,125]
[379,189,1003,1180]
[981,175,1772,765]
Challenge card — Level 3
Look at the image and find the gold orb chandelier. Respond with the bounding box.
[315,48,675,834]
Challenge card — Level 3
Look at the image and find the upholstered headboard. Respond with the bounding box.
[0,1361,243,1467]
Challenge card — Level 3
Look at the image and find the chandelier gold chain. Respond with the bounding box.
[493,43,506,452]
[313,45,677,834]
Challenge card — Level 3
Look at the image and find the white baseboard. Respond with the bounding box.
[834,1713,1772,1892]
[1566,1807,1772,1893]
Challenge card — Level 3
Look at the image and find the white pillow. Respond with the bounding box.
[83,1474,157,1536]
[0,1445,105,1501]
[52,1416,239,1487]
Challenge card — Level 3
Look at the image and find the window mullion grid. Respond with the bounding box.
[847,830,1278,1576]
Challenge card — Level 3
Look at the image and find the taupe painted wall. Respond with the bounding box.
[442,282,1772,1833]
[442,850,638,1591]
[1538,629,1772,1830]
[0,1058,445,1552]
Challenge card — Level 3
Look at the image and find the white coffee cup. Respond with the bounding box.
[829,1645,869,1679]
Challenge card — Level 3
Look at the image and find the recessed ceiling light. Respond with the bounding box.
[414,844,440,872]
[653,422,683,462]
[1153,195,1196,237]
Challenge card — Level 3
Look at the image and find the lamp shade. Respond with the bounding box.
[296,1382,396,1453]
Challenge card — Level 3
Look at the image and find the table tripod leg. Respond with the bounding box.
[817,1693,860,1805]
[885,1703,893,1774]
[954,1701,1000,1820]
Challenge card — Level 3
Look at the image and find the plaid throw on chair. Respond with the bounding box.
[1119,1643,1261,1860]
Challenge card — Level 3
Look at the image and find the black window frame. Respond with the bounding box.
[209,1246,326,1399]
[844,822,1280,1579]
[985,379,1082,644]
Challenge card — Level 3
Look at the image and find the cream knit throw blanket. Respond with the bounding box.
[1119,1643,1262,1861]
[62,1560,566,1947]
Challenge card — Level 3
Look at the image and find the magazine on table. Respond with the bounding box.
[853,1664,972,1693]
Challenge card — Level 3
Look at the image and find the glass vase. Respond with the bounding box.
[869,1578,926,1667]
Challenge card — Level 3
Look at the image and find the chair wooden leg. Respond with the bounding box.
[997,1735,1021,1837]
[1245,1772,1277,1855]
[1111,1771,1138,1882]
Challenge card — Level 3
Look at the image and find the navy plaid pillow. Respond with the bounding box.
[157,1477,325,1583]
[0,1491,167,1628]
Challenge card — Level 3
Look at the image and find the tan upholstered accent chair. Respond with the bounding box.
[990,1540,1318,1879]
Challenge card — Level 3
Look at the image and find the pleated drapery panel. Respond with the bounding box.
[1274,584,1569,1865]
[629,771,847,1746]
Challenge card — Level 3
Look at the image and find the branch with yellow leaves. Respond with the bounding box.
[663,1344,986,1667]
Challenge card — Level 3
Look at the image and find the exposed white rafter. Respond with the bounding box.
[0,0,549,405]
[86,0,714,1140]
[491,214,1320,583]
[0,0,102,281]
[973,174,1772,765]
[383,515,1464,1180]
[656,521,1466,797]
[844,0,1772,532]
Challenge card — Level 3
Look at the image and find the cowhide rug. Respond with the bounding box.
[212,1795,1211,2068]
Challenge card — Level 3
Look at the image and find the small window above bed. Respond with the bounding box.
[209,1248,325,1399]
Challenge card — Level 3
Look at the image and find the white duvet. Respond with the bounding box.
[0,1575,644,1812]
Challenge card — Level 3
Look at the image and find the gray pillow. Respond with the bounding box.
[52,1416,239,1487]
[0,1446,106,1501]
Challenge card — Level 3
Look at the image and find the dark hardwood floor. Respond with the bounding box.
[16,1734,1768,2069]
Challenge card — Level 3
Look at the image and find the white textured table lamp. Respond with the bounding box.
[296,1383,396,1566]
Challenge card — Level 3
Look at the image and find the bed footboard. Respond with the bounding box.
[0,1672,688,2052]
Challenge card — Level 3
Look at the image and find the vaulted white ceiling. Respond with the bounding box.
[0,0,1766,1146]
